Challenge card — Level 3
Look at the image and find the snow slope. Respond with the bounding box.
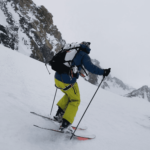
[0,45,150,150]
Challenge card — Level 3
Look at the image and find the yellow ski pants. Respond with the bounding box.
[55,78,81,124]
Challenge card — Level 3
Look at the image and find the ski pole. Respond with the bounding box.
[45,63,51,75]
[70,76,105,140]
[50,88,57,116]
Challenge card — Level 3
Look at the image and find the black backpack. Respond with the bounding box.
[49,42,88,76]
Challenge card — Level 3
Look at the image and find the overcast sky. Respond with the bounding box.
[33,0,150,88]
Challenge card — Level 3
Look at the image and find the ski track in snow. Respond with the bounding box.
[0,45,150,150]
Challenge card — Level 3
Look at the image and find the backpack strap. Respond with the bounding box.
[63,47,80,51]
[55,83,75,91]
[80,65,88,76]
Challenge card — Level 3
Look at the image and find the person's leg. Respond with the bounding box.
[54,78,81,125]
[62,82,81,124]
[54,78,69,122]
[55,78,70,111]
[57,94,70,111]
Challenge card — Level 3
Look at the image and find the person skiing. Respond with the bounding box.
[51,42,111,133]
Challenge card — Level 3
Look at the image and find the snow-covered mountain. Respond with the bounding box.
[0,0,134,96]
[101,75,135,95]
[125,85,150,102]
[82,59,135,95]
[1,44,150,150]
[0,0,65,62]
[1,0,149,102]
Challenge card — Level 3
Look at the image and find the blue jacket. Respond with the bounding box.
[55,44,104,84]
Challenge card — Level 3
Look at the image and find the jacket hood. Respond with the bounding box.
[80,44,91,54]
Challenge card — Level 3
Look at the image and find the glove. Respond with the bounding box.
[103,68,111,77]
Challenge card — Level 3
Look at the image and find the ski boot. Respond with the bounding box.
[59,118,74,133]
[53,107,64,123]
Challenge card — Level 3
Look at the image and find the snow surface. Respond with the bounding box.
[0,45,150,150]
[46,33,58,52]
[7,2,20,23]
[0,9,8,26]
[18,28,32,56]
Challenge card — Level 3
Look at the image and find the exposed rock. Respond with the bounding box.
[112,77,131,90]
[0,24,18,50]
[101,82,110,89]
[0,0,65,62]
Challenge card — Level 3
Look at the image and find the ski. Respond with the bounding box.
[30,112,87,130]
[33,125,95,141]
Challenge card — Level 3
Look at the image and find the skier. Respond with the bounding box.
[52,42,110,132]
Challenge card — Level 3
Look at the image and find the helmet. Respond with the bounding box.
[81,41,91,48]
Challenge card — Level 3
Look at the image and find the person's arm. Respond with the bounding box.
[82,54,111,77]
[82,54,104,75]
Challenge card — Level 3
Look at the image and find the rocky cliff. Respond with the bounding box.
[0,0,65,62]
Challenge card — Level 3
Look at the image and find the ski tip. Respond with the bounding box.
[80,126,87,130]
[77,137,90,141]
[76,135,96,141]
[30,112,35,114]
[33,125,39,128]
[72,126,87,130]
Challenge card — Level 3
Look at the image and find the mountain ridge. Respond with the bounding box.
[125,85,150,102]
